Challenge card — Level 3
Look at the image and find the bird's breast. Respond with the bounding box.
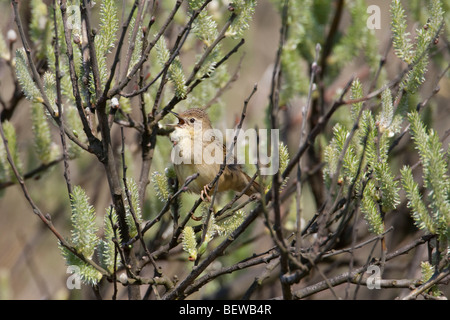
[174,162,221,194]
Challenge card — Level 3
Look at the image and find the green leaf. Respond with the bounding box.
[334,0,379,69]
[98,0,119,54]
[31,103,59,164]
[404,111,450,239]
[227,0,257,39]
[390,0,414,64]
[69,186,99,259]
[350,78,364,122]
[98,208,121,273]
[125,178,142,238]
[151,171,170,201]
[2,121,22,179]
[30,0,51,59]
[59,245,102,286]
[43,72,58,113]
[155,36,187,98]
[0,121,22,183]
[374,161,400,212]
[182,226,198,261]
[361,180,384,235]
[215,209,246,237]
[192,11,221,79]
[127,17,143,76]
[15,48,42,103]
[94,0,119,88]
[401,166,435,233]
[193,11,218,47]
[187,0,205,11]
[421,261,442,296]
[377,89,394,134]
[264,142,290,192]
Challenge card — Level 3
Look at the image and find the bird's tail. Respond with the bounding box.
[242,172,260,196]
[226,164,261,196]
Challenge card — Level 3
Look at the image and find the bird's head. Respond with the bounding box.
[169,108,212,131]
[168,108,213,145]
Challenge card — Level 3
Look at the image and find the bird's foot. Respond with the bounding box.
[200,184,212,202]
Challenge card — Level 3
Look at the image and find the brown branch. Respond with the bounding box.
[185,12,236,86]
[52,0,72,197]
[267,0,292,300]
[402,267,450,300]
[0,155,64,190]
[0,39,24,123]
[281,234,435,299]
[281,77,354,181]
[319,0,344,79]
[186,248,280,297]
[11,0,54,118]
[105,0,185,100]
[295,43,321,256]
[59,0,99,152]
[99,0,140,104]
[201,52,243,110]
[120,126,158,273]
[126,172,200,247]
[120,0,146,83]
[161,201,264,300]
[80,0,102,99]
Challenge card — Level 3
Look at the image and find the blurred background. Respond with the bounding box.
[0,0,449,299]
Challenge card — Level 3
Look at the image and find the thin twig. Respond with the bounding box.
[80,0,102,99]
[107,206,119,300]
[295,43,321,256]
[201,52,243,110]
[0,155,65,190]
[99,0,140,103]
[282,77,354,182]
[120,127,158,272]
[127,172,200,247]
[402,267,450,300]
[59,0,99,152]
[185,12,236,86]
[109,0,189,100]
[52,0,72,197]
[280,234,435,299]
[120,0,146,83]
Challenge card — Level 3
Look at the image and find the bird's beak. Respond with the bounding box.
[167,110,186,127]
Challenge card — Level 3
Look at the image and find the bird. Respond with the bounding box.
[167,108,260,201]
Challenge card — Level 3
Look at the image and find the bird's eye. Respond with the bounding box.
[190,118,195,123]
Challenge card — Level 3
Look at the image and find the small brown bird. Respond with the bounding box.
[168,108,259,201]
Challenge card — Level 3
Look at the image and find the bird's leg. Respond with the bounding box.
[200,184,212,202]
[191,185,212,221]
